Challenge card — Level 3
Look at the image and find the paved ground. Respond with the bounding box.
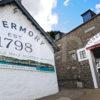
[38,88,100,100]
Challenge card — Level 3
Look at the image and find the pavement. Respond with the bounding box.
[38,88,100,100]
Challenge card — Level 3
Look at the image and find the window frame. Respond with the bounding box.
[77,48,88,61]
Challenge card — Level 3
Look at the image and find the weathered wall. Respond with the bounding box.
[55,14,100,88]
[0,4,58,100]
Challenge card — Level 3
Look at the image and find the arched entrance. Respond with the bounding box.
[85,32,100,88]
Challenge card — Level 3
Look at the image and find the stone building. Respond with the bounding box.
[55,9,100,88]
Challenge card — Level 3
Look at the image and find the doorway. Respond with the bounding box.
[91,47,100,73]
[91,47,100,87]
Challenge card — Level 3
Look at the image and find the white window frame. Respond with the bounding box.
[77,48,88,61]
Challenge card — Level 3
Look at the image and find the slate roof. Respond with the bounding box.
[0,0,58,51]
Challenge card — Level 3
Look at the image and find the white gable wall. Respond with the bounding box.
[0,4,58,100]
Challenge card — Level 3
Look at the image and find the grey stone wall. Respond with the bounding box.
[55,15,100,88]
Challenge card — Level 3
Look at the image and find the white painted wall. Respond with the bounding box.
[0,4,55,65]
[0,4,59,100]
[0,69,58,100]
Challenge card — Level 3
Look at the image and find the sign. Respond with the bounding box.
[84,26,95,33]
[0,5,55,72]
[0,2,58,100]
[86,32,100,49]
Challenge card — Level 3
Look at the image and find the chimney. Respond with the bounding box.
[81,9,96,23]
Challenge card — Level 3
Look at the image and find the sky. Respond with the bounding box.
[22,0,100,33]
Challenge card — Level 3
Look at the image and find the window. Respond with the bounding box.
[71,53,77,60]
[79,50,86,59]
[77,48,88,62]
[69,50,77,60]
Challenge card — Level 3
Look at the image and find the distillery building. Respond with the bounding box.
[0,0,58,100]
[55,9,100,88]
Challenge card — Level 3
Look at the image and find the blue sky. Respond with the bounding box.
[52,0,100,33]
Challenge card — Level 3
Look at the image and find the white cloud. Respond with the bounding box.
[63,0,70,6]
[95,4,100,14]
[21,0,58,31]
